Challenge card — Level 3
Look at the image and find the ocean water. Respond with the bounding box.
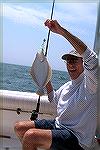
[0,63,70,93]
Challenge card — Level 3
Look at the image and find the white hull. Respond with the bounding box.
[0,90,56,150]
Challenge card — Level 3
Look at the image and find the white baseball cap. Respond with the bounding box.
[62,49,82,60]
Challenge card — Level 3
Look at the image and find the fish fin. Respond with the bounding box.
[44,64,52,87]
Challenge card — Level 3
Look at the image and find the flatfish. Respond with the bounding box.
[30,51,52,96]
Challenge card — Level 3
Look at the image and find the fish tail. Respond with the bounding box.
[36,88,44,96]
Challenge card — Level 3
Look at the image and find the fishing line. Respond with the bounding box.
[30,0,55,121]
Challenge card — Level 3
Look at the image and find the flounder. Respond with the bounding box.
[30,51,52,96]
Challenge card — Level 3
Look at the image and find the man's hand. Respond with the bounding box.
[44,19,62,35]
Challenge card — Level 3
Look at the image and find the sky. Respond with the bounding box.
[1,1,98,71]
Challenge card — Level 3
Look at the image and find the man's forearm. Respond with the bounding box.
[59,26,87,54]
[46,81,53,95]
[45,20,87,54]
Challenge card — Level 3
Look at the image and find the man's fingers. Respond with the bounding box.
[44,19,55,28]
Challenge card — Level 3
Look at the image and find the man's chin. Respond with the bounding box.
[69,73,79,80]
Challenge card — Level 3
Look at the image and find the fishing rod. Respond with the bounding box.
[45,0,55,57]
[30,95,41,120]
[0,107,43,115]
[30,0,55,121]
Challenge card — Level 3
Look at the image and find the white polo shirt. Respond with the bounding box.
[48,47,98,149]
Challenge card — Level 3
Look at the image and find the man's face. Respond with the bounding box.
[65,55,84,80]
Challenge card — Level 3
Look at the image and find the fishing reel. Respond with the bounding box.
[30,110,38,121]
[30,95,41,121]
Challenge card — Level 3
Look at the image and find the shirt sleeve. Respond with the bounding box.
[82,47,98,93]
[47,82,71,105]
[47,89,62,105]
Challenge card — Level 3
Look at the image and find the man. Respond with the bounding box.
[14,20,98,150]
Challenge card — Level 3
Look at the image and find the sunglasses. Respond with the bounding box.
[64,57,79,64]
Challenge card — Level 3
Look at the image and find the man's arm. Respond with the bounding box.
[46,81,53,95]
[44,19,87,55]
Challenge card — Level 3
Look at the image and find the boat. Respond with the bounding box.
[93,1,100,148]
[0,90,56,150]
[0,2,100,150]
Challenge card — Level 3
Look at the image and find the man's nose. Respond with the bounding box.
[67,62,76,69]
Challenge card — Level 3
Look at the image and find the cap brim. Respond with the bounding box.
[62,53,82,60]
[62,54,79,60]
[61,54,69,60]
